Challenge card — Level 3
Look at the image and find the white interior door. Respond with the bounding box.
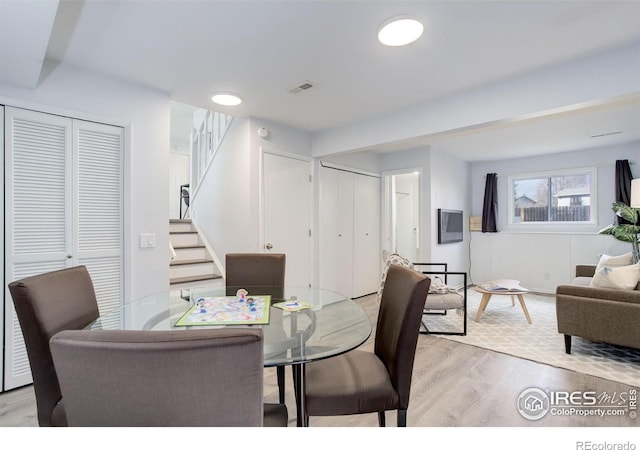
[394,173,419,262]
[262,152,312,287]
[384,170,421,262]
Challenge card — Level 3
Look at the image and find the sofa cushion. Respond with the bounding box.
[595,252,634,272]
[572,277,593,287]
[590,263,640,290]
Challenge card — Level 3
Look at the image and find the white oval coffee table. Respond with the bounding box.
[474,279,532,324]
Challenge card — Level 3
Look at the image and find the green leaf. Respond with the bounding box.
[611,202,639,224]
[600,205,640,245]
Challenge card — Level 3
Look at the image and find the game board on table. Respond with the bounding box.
[174,294,271,326]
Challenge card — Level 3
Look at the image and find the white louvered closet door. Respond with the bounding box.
[73,120,123,325]
[3,107,123,390]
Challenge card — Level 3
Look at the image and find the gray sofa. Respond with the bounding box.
[556,265,640,354]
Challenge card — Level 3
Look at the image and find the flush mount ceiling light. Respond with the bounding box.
[211,93,242,106]
[378,16,424,46]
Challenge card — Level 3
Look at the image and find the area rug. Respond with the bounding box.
[421,288,640,387]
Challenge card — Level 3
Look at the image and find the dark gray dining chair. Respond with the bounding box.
[225,252,288,403]
[303,263,431,426]
[8,265,100,427]
[225,253,286,299]
[50,328,288,427]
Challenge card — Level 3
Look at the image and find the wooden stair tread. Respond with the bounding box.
[169,231,197,235]
[170,219,192,223]
[170,274,222,285]
[172,244,206,249]
[170,258,214,266]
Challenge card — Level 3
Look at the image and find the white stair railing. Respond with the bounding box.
[191,110,233,196]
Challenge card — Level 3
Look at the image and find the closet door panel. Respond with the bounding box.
[6,108,72,264]
[0,105,3,389]
[4,107,73,389]
[319,167,341,294]
[74,121,123,317]
[353,174,381,298]
[319,167,355,297]
[336,171,355,297]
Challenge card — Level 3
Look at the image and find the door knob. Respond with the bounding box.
[66,254,72,259]
[265,243,273,250]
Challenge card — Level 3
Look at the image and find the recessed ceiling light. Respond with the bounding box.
[378,17,424,47]
[211,93,242,106]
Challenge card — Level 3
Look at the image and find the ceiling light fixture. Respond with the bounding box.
[211,93,242,106]
[378,16,424,47]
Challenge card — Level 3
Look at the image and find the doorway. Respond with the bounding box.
[384,170,421,262]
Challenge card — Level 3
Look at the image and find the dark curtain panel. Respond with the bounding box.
[615,159,633,225]
[482,173,498,233]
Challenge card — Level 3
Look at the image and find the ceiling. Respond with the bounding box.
[4,0,640,161]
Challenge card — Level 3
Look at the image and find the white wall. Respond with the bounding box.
[193,116,312,272]
[0,62,170,300]
[469,141,639,292]
[192,118,254,262]
[320,151,382,174]
[429,149,471,273]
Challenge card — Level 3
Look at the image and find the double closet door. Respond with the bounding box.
[2,106,123,391]
[319,165,381,299]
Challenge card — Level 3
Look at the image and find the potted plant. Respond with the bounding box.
[599,202,640,263]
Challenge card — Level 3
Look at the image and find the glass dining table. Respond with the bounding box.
[86,285,373,426]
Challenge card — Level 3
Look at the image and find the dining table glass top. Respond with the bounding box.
[87,285,373,367]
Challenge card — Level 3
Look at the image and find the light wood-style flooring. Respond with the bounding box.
[0,294,636,427]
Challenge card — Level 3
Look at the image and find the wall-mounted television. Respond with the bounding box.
[437,209,463,244]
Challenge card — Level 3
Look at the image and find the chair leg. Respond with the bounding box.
[378,411,386,427]
[564,335,572,354]
[397,409,407,427]
[277,366,285,404]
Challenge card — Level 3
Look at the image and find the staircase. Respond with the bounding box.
[169,219,222,287]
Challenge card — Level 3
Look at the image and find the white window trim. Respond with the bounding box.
[507,166,598,227]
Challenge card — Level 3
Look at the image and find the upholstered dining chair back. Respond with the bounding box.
[50,328,266,427]
[374,263,432,410]
[225,253,286,299]
[8,265,99,427]
[303,263,430,427]
[225,252,288,404]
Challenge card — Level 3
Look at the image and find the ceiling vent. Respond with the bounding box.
[290,81,314,94]
[591,131,622,138]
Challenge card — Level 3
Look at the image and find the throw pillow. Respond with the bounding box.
[590,263,640,290]
[595,252,634,272]
[377,251,414,301]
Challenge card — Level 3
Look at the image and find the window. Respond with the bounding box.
[508,167,597,225]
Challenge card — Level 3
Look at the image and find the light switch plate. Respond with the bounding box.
[140,233,156,248]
